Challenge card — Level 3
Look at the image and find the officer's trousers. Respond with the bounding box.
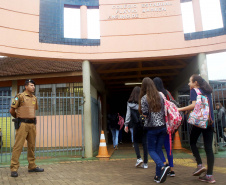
[10,122,37,171]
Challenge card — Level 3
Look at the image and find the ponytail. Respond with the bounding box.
[191,74,212,94]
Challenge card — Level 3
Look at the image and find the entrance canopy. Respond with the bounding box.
[92,55,195,92]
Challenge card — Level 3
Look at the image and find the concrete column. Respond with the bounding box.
[80,5,87,39]
[192,0,203,32]
[82,60,93,158]
[197,53,208,82]
[11,80,18,146]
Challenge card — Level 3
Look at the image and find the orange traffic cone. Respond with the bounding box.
[173,131,183,150]
[96,130,110,159]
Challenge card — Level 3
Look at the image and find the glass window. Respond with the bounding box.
[180,1,196,33]
[200,0,223,31]
[87,8,100,39]
[64,6,81,38]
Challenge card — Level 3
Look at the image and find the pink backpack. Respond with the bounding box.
[160,92,182,154]
[118,113,124,130]
[187,88,210,129]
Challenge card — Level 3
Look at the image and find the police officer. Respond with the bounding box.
[10,79,44,177]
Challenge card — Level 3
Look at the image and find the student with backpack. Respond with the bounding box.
[107,112,120,150]
[124,86,148,169]
[178,74,215,183]
[153,77,176,177]
[139,77,170,183]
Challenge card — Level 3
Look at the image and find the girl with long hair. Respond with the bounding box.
[139,77,170,183]
[178,74,215,183]
[153,77,175,177]
[124,86,148,168]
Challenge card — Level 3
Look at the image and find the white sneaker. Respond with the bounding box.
[135,158,143,167]
[142,163,148,169]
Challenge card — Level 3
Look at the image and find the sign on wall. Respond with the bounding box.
[107,1,175,20]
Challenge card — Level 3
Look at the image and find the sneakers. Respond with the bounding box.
[158,166,170,183]
[193,166,206,176]
[135,158,143,167]
[199,174,216,183]
[114,146,118,150]
[168,171,175,177]
[141,163,148,169]
[154,176,159,182]
[11,171,18,177]
[28,167,44,172]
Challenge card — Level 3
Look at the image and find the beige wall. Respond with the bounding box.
[91,84,97,100]
[0,0,226,61]
[25,115,83,148]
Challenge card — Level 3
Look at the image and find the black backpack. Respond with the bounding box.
[108,113,120,130]
[130,108,143,128]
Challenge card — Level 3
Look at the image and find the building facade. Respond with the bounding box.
[0,0,226,158]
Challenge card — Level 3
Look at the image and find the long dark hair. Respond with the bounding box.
[128,86,140,103]
[191,74,212,94]
[138,77,161,114]
[153,77,168,97]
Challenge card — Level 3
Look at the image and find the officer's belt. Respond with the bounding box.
[19,118,36,123]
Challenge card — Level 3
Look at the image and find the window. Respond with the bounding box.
[87,8,100,39]
[180,1,196,33]
[19,83,83,115]
[200,0,223,31]
[64,6,81,38]
[64,5,100,40]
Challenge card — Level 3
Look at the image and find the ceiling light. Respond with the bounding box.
[125,82,142,86]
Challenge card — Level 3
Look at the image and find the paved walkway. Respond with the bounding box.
[0,145,226,184]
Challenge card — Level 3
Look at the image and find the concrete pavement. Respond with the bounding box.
[0,145,226,184]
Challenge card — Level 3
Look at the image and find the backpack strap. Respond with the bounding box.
[166,90,173,101]
[193,88,202,95]
[207,98,214,126]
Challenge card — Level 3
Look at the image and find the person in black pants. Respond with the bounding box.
[124,86,148,168]
[178,74,215,183]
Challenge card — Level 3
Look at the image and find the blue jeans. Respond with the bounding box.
[147,127,167,177]
[111,129,119,147]
[161,134,174,167]
[130,128,134,143]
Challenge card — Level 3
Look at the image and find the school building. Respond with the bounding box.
[0,0,226,160]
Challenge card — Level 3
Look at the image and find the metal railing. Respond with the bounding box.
[212,83,226,150]
[0,91,84,163]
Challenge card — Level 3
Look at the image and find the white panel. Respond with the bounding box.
[200,0,223,31]
[180,2,196,33]
[207,52,226,80]
[87,9,100,39]
[64,7,81,38]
